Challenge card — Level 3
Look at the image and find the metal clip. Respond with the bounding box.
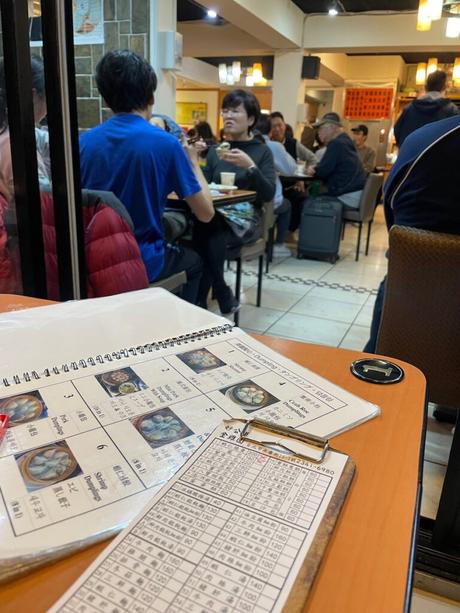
[231,418,329,463]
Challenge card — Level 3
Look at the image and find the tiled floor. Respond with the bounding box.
[210,206,459,609]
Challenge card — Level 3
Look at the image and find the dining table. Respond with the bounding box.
[0,294,426,613]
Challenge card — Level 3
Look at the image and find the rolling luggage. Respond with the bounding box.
[297,197,343,263]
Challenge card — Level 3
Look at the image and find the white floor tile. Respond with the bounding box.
[422,460,446,520]
[308,285,370,306]
[425,415,454,466]
[236,305,283,333]
[339,324,370,351]
[290,295,362,324]
[412,588,460,612]
[266,312,350,346]
[258,277,312,295]
[243,287,303,311]
[354,303,375,327]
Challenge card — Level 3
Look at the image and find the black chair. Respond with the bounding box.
[341,173,383,261]
[227,201,273,325]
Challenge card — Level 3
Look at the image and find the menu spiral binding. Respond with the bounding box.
[2,323,234,388]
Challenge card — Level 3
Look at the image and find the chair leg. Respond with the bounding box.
[266,227,274,273]
[341,221,346,240]
[355,222,362,262]
[257,254,263,307]
[234,257,242,326]
[365,220,373,256]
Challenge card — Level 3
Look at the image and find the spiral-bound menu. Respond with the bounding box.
[0,289,378,582]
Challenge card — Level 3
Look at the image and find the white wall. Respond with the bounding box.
[176,90,219,134]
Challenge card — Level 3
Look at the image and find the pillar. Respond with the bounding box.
[271,50,306,139]
[150,0,176,118]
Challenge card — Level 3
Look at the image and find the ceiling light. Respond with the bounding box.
[446,16,460,36]
[328,8,338,15]
[232,61,241,81]
[218,63,227,84]
[252,63,264,84]
[453,57,460,84]
[416,62,427,85]
[207,9,218,18]
[427,0,443,19]
[417,0,432,30]
[427,57,438,74]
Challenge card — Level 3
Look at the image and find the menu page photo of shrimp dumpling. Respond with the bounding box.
[14,441,82,493]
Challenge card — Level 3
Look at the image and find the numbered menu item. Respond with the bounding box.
[0,289,378,582]
[50,421,355,613]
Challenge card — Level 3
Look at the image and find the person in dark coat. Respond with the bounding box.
[394,70,459,147]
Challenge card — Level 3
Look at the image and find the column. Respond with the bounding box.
[150,0,177,118]
[271,50,306,139]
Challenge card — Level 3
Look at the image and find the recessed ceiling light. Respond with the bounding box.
[207,9,218,18]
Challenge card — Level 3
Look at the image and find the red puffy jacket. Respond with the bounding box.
[41,189,149,300]
[0,192,21,294]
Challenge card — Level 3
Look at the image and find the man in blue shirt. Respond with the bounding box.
[80,50,214,303]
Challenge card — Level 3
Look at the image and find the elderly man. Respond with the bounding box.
[306,112,366,209]
[351,124,376,173]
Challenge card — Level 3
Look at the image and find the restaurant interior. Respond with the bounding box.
[1,0,460,611]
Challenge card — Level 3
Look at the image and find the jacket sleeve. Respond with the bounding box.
[315,140,338,179]
[249,146,276,202]
[272,142,297,176]
[393,109,406,147]
[295,142,317,166]
[363,148,376,173]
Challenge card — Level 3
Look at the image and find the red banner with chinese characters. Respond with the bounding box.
[344,88,394,120]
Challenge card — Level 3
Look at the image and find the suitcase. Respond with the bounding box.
[297,197,343,263]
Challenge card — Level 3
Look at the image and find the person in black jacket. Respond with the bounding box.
[394,70,459,147]
[194,89,276,313]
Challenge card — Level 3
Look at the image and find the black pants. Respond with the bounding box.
[154,242,203,304]
[193,215,241,307]
[284,190,308,232]
[363,277,386,353]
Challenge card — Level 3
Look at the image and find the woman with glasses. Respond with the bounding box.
[194,89,276,314]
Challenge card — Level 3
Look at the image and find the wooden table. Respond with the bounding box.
[168,189,257,208]
[0,295,426,612]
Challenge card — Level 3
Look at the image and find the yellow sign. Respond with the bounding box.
[176,102,207,126]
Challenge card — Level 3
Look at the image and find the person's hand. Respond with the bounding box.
[220,148,254,169]
[294,180,305,193]
[181,134,199,165]
[305,164,316,177]
[193,138,208,156]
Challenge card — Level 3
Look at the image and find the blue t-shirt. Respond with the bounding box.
[80,114,201,281]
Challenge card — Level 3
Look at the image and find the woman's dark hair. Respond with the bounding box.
[221,89,260,132]
[0,55,45,132]
[96,50,158,113]
[195,121,216,142]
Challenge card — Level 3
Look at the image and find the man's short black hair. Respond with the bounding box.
[270,111,285,122]
[95,50,157,113]
[254,113,271,135]
[426,70,447,93]
[221,89,260,129]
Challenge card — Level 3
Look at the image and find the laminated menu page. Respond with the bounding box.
[0,288,378,581]
[49,420,355,613]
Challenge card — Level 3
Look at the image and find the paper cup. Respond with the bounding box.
[295,163,305,175]
[220,172,236,186]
